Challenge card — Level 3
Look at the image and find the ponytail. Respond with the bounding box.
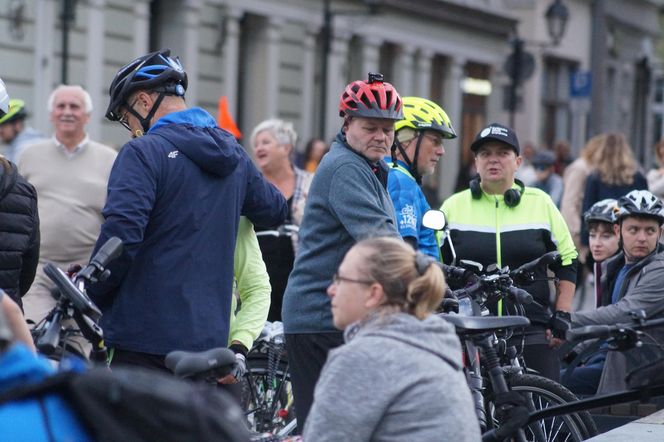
[355,238,445,318]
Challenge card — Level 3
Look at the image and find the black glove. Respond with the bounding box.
[550,310,572,339]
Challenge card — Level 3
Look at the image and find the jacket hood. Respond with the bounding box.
[150,107,244,178]
[0,158,17,200]
[0,344,53,393]
[347,312,463,370]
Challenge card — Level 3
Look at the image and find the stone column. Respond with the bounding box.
[222,7,243,118]
[85,0,106,139]
[394,44,416,96]
[324,34,350,140]
[300,24,321,146]
[132,0,150,57]
[182,0,203,105]
[34,0,57,133]
[359,35,383,79]
[487,64,508,123]
[438,56,465,201]
[415,49,434,98]
[264,18,284,118]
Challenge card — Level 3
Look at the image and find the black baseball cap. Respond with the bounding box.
[470,123,520,155]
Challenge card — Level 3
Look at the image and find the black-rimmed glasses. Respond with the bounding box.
[332,272,374,286]
[118,98,139,131]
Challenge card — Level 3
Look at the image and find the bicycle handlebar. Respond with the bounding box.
[507,286,533,305]
[565,325,612,342]
[75,236,123,283]
[566,317,664,342]
[36,309,63,355]
[510,251,560,284]
[43,263,101,321]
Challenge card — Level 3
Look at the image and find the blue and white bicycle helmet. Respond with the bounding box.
[105,49,187,132]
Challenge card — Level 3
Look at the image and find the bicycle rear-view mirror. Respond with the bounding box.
[422,209,447,231]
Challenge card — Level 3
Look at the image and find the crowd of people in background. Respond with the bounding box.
[4,48,664,441]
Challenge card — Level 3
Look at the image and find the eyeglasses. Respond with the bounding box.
[118,99,138,131]
[422,133,444,147]
[332,272,374,286]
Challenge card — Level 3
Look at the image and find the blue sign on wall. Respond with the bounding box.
[570,70,592,98]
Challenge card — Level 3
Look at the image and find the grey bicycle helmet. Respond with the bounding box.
[0,78,10,120]
[616,190,664,224]
[583,199,619,226]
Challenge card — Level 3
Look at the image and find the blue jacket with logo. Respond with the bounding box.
[88,108,287,354]
[386,158,439,259]
[0,344,92,441]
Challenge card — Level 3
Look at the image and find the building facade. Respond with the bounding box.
[0,0,662,200]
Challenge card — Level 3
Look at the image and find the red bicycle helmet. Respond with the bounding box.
[339,72,403,120]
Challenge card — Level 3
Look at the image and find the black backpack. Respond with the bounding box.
[0,366,251,442]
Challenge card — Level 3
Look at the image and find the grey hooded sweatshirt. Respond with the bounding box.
[304,312,481,441]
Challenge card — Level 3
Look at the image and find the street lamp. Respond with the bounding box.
[545,0,570,46]
[506,0,569,127]
[318,0,380,139]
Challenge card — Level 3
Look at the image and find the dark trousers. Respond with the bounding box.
[285,332,344,433]
[110,348,171,374]
[522,343,561,382]
[561,352,606,396]
[110,348,242,403]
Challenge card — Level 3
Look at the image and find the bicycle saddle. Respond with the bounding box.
[441,315,530,334]
[165,347,237,379]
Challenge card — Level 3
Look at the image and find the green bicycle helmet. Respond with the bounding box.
[0,99,27,125]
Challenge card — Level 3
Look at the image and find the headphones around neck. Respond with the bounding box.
[469,177,525,208]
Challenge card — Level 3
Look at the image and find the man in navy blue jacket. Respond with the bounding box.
[89,49,287,371]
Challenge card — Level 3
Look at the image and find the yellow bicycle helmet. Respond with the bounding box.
[0,98,27,125]
[395,96,457,139]
[392,96,456,184]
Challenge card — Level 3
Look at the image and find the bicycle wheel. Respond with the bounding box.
[509,373,598,441]
[241,356,296,436]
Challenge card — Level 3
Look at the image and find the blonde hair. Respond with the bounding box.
[592,133,637,185]
[654,138,664,167]
[580,134,605,165]
[354,237,445,319]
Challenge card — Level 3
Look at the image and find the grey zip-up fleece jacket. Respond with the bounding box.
[303,313,481,441]
[282,132,398,334]
[572,245,664,393]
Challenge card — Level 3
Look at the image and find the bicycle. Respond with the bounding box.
[254,224,299,239]
[441,254,598,441]
[165,321,297,441]
[493,313,664,440]
[30,237,123,364]
[242,321,296,436]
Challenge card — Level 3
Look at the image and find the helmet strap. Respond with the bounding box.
[411,132,425,185]
[393,131,424,185]
[395,132,424,184]
[126,91,167,135]
[391,140,401,168]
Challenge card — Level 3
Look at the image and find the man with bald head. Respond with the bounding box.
[18,85,117,325]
